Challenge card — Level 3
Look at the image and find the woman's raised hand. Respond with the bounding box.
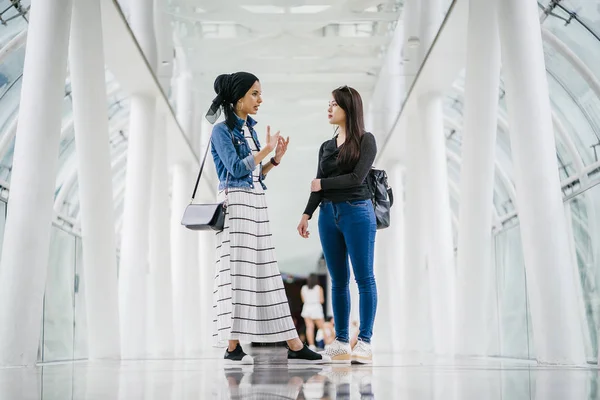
[274,136,290,163]
[265,125,280,152]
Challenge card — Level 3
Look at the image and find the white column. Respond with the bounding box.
[349,267,360,340]
[147,114,174,358]
[119,95,155,359]
[400,0,431,354]
[175,73,202,356]
[198,231,216,351]
[0,0,72,366]
[325,271,333,318]
[387,163,405,353]
[170,164,201,356]
[184,226,202,357]
[372,163,404,353]
[177,72,195,146]
[373,231,392,353]
[418,0,455,356]
[419,0,441,61]
[153,0,173,92]
[69,0,120,359]
[419,93,455,355]
[119,0,158,359]
[454,0,501,356]
[496,0,586,364]
[130,0,158,72]
[402,115,433,353]
[146,0,174,360]
[196,118,215,352]
[170,164,187,357]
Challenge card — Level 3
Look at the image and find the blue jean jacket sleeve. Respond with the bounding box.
[211,124,256,178]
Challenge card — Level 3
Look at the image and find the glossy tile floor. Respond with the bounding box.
[1,347,599,399]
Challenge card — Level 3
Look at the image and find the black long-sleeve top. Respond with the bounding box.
[303,132,377,218]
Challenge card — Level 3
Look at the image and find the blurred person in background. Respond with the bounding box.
[300,273,325,351]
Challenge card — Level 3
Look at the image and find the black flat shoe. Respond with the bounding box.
[287,344,331,364]
[224,344,254,365]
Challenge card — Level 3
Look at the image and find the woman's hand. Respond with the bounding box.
[274,136,290,163]
[297,215,310,238]
[265,125,280,152]
[310,179,322,192]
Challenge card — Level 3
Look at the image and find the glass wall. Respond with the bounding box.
[493,181,600,363]
[0,197,85,363]
[42,227,76,362]
[38,225,85,363]
[493,224,533,359]
[565,184,600,362]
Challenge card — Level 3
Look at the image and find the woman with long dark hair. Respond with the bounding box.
[207,71,329,366]
[300,273,325,351]
[297,86,377,364]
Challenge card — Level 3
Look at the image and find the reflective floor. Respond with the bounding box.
[1,348,599,399]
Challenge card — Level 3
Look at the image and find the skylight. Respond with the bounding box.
[290,5,331,14]
[241,5,285,14]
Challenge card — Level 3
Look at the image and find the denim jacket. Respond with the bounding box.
[210,114,267,191]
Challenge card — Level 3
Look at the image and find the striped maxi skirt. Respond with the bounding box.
[212,188,298,348]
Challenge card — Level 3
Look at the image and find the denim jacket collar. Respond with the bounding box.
[233,114,258,131]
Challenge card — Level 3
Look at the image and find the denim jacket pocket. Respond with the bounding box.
[232,138,248,154]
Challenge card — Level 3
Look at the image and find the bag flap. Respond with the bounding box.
[181,203,223,226]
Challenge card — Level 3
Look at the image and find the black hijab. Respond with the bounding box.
[205,72,259,130]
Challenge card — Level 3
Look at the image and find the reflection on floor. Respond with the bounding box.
[0,347,599,399]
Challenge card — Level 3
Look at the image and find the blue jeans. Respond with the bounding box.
[318,199,377,343]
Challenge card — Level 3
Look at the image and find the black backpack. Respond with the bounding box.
[366,168,394,229]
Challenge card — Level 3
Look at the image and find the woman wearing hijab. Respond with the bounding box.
[207,72,330,366]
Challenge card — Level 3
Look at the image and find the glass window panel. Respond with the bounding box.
[443,94,464,122]
[566,185,600,363]
[0,199,5,261]
[0,140,14,183]
[543,7,600,85]
[561,0,600,38]
[494,171,514,217]
[0,45,25,184]
[548,74,599,165]
[0,44,24,98]
[445,125,461,153]
[74,237,88,360]
[544,41,598,166]
[43,225,76,362]
[496,126,514,178]
[494,224,533,359]
[446,150,461,186]
[446,157,460,214]
[0,0,28,45]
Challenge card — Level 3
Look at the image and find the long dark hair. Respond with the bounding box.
[307,273,319,289]
[332,85,365,171]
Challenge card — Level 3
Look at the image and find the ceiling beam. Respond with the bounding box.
[188,57,382,74]
[192,73,376,86]
[181,35,390,47]
[169,10,400,24]
[177,0,346,8]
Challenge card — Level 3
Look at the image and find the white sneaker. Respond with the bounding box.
[351,339,372,365]
[319,339,351,364]
[308,344,317,352]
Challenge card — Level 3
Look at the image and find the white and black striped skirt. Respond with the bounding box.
[212,188,297,348]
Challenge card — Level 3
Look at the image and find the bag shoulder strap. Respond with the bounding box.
[190,126,234,201]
